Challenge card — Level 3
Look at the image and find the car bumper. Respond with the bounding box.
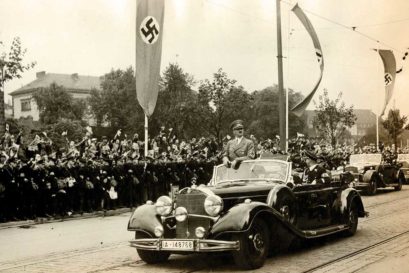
[351,182,369,190]
[130,238,240,252]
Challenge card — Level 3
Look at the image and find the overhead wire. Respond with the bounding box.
[204,0,408,73]
[279,0,405,54]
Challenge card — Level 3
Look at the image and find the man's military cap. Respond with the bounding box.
[304,150,318,161]
[230,120,244,130]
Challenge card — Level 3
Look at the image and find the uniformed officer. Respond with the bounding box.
[302,150,329,184]
[222,120,255,169]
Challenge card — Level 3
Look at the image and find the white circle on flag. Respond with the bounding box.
[139,16,160,45]
[384,73,393,86]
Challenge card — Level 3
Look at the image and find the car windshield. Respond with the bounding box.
[349,154,381,165]
[400,161,409,168]
[397,154,409,163]
[214,160,289,184]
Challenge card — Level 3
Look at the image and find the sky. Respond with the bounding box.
[1,0,409,117]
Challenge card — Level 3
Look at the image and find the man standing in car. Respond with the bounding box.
[302,150,329,184]
[222,120,255,169]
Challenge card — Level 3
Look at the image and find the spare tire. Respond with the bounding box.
[273,190,297,225]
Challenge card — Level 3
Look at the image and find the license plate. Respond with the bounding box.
[161,240,194,250]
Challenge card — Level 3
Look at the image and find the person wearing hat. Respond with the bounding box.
[302,150,328,184]
[222,120,255,169]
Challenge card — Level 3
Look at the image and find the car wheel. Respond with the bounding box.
[344,202,358,236]
[395,174,404,191]
[275,193,297,225]
[366,178,377,195]
[232,218,270,269]
[135,233,170,264]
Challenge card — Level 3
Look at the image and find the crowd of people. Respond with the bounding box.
[0,122,407,223]
[0,126,217,222]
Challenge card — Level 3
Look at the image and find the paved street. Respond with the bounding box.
[1,187,409,273]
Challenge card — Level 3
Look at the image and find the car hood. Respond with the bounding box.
[203,182,282,209]
[208,182,278,196]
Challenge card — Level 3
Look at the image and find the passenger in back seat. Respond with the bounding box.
[302,150,328,184]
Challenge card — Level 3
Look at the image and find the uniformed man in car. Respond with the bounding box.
[222,120,255,169]
[302,150,329,184]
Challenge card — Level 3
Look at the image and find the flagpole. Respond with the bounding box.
[276,0,286,152]
[285,1,292,153]
[376,42,380,152]
[144,114,148,157]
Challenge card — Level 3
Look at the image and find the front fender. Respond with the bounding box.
[340,188,366,217]
[127,203,161,235]
[210,201,278,236]
[363,170,377,183]
[396,170,404,180]
[266,184,295,207]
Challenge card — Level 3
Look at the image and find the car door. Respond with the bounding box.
[379,164,396,185]
[293,184,333,230]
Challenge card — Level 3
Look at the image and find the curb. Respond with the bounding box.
[0,207,133,230]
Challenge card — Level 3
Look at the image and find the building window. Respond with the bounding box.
[21,99,31,112]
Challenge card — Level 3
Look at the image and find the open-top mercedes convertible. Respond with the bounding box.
[345,154,405,194]
[128,159,366,269]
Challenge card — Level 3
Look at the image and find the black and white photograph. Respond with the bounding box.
[1,0,409,272]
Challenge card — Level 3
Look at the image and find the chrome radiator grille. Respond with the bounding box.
[175,193,211,239]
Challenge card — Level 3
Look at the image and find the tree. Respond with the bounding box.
[32,83,86,124]
[247,86,305,140]
[151,63,199,138]
[87,88,105,127]
[382,109,408,152]
[44,119,86,151]
[197,68,251,142]
[313,90,356,147]
[0,37,36,134]
[88,67,144,134]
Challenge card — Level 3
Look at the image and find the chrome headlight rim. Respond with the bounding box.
[175,206,188,222]
[155,195,173,216]
[195,226,206,238]
[204,195,223,217]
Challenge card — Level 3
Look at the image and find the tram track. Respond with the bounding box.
[364,192,409,209]
[301,229,409,273]
[0,242,128,271]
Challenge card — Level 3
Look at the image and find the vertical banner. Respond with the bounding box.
[136,0,165,117]
[291,4,324,117]
[378,49,396,116]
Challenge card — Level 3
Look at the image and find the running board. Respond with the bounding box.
[301,224,349,239]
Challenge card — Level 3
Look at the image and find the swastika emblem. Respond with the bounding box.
[315,49,323,65]
[384,73,393,86]
[140,16,160,45]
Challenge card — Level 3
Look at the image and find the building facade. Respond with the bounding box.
[10,71,101,121]
[304,109,376,138]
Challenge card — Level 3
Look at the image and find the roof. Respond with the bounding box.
[10,72,101,96]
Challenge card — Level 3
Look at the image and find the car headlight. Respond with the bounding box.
[204,195,223,217]
[154,226,164,237]
[175,206,188,222]
[195,226,206,238]
[155,196,173,216]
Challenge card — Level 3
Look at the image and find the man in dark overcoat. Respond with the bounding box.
[302,150,329,184]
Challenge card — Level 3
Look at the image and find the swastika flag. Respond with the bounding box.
[291,4,324,117]
[378,49,396,116]
[136,0,165,117]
